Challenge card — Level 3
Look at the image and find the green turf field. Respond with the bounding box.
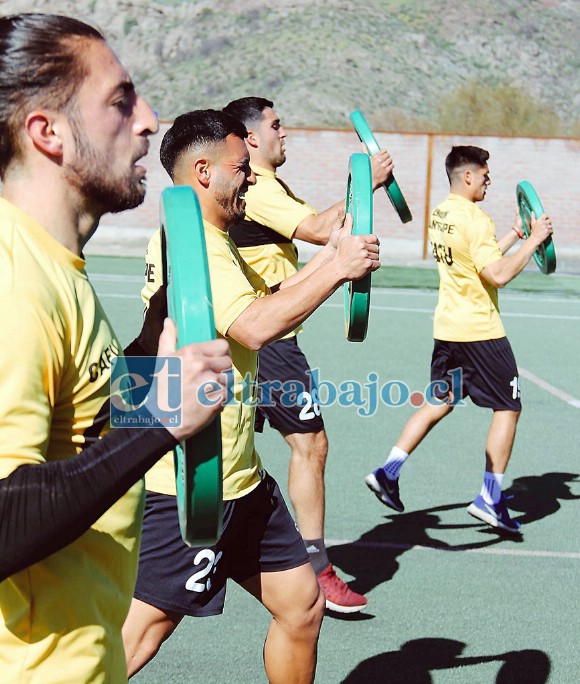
[88,257,580,684]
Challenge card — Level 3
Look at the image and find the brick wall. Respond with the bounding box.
[92,124,580,269]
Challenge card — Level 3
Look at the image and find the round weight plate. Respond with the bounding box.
[160,186,223,546]
[516,181,557,275]
[349,109,413,224]
[344,153,373,342]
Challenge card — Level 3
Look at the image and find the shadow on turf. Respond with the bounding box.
[328,502,512,598]
[504,472,580,525]
[329,473,580,600]
[341,638,551,683]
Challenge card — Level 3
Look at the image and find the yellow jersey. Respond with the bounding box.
[428,193,505,342]
[229,165,317,338]
[142,220,268,500]
[0,198,143,683]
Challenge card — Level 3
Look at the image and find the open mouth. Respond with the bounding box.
[133,142,150,169]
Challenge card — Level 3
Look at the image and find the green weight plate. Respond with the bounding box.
[349,109,413,224]
[160,186,223,546]
[516,181,557,275]
[344,153,373,342]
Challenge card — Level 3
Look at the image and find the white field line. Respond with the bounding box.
[96,292,141,299]
[519,367,580,409]
[92,276,580,406]
[91,274,580,307]
[372,288,580,306]
[326,538,580,560]
[324,301,580,321]
[96,289,580,318]
[89,273,143,283]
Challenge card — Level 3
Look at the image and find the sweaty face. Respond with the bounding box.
[256,107,287,169]
[212,134,254,226]
[62,40,157,214]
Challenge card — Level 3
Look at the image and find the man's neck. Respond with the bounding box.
[196,198,229,233]
[250,152,276,174]
[2,170,98,256]
[450,185,476,203]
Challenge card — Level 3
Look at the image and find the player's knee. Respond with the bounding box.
[288,430,328,465]
[278,579,324,642]
[310,430,328,462]
[312,583,326,628]
[292,584,325,639]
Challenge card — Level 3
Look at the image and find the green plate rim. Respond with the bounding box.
[344,153,373,342]
[516,181,557,275]
[349,109,413,224]
[161,185,223,546]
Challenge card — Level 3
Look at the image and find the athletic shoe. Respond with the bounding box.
[365,468,404,512]
[466,494,521,534]
[317,564,367,613]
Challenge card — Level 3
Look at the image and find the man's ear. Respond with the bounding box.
[193,158,211,187]
[463,168,473,185]
[24,111,63,158]
[245,129,259,149]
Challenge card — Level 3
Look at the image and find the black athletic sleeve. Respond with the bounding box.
[0,417,177,582]
[0,280,180,581]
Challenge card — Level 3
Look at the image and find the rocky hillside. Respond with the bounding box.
[3,0,579,133]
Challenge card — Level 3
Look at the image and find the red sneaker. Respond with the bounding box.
[317,564,367,613]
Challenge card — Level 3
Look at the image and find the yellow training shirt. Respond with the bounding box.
[142,220,267,500]
[428,193,505,342]
[229,165,317,338]
[0,199,143,683]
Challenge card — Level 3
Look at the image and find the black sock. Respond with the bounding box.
[303,538,329,575]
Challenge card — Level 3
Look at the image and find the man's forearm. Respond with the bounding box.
[497,229,522,255]
[293,200,345,244]
[278,245,334,289]
[0,425,177,581]
[481,238,542,288]
[228,259,345,350]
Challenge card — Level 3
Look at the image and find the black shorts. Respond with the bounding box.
[255,337,324,434]
[430,337,522,411]
[134,473,309,617]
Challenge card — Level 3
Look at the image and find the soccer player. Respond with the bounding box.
[122,109,381,682]
[365,145,553,534]
[0,14,230,682]
[222,96,393,612]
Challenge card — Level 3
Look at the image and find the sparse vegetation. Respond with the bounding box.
[4,0,579,137]
[436,80,564,137]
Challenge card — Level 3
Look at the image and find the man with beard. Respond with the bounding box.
[0,14,231,683]
[222,97,393,612]
[121,109,381,683]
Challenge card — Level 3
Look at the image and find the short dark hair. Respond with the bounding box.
[222,97,274,128]
[0,13,104,178]
[160,109,248,179]
[445,145,490,182]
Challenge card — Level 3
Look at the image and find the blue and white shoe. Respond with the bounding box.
[466,494,521,534]
[365,468,404,512]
